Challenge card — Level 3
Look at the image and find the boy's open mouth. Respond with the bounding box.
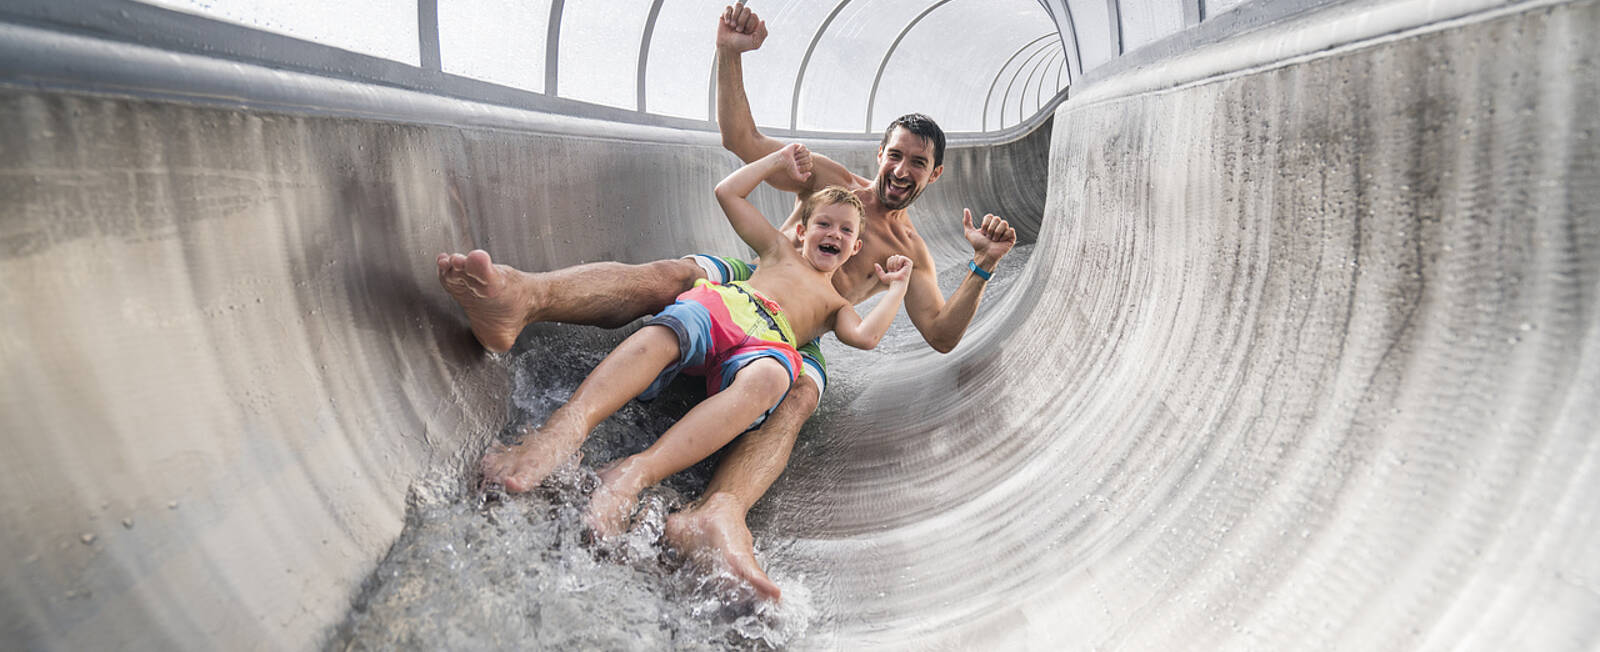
[818,243,841,255]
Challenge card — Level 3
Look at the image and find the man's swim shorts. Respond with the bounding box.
[686,253,828,395]
[640,279,802,428]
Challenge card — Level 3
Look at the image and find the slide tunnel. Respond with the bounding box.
[2,0,1597,649]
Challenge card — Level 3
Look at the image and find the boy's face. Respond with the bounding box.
[795,202,863,272]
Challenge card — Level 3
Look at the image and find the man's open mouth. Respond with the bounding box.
[887,176,913,194]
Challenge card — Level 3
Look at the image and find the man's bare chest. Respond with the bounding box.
[834,222,919,304]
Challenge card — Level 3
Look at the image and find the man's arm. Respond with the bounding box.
[903,209,1018,353]
[716,3,857,192]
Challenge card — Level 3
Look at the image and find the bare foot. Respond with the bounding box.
[480,425,577,493]
[585,460,647,540]
[436,249,536,353]
[666,492,781,600]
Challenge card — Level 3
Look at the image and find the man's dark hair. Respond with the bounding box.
[881,113,945,167]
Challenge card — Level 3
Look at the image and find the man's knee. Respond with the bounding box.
[643,258,706,295]
[774,374,820,417]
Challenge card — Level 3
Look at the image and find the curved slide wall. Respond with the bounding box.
[802,1,1600,648]
[3,1,1597,650]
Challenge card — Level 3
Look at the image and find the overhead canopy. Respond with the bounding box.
[127,0,1232,134]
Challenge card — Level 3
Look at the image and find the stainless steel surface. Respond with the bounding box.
[3,0,1598,650]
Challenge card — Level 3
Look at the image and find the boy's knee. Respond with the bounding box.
[736,359,793,404]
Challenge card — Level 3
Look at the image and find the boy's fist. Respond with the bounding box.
[782,143,813,183]
[875,254,913,284]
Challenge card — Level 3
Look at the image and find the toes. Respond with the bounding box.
[450,253,468,271]
[464,250,494,283]
[503,473,533,493]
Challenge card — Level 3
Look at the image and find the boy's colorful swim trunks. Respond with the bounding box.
[686,254,828,395]
[641,279,802,428]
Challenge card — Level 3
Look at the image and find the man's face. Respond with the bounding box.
[795,203,864,271]
[873,127,943,210]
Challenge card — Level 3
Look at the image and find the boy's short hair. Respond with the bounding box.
[800,186,866,227]
[881,113,946,167]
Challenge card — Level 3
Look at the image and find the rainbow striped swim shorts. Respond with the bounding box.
[640,279,802,427]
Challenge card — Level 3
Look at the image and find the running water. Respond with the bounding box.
[330,245,1033,650]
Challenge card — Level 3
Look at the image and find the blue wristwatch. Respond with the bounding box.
[968,259,993,281]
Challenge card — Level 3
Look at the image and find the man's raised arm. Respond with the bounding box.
[902,209,1018,353]
[716,3,856,192]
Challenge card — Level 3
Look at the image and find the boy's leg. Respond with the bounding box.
[438,249,705,352]
[481,325,681,492]
[586,358,793,540]
[662,376,819,601]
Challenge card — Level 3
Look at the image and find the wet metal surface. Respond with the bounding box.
[3,0,1599,649]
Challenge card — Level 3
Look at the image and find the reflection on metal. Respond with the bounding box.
[545,0,564,97]
[637,0,667,112]
[983,34,1057,131]
[865,0,957,133]
[1000,40,1059,129]
[791,0,854,131]
[418,0,441,71]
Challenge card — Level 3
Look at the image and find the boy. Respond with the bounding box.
[480,143,913,538]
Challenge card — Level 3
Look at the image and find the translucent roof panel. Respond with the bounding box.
[1041,55,1067,104]
[439,0,552,94]
[644,0,726,120]
[1017,49,1060,124]
[870,0,1058,134]
[557,0,655,110]
[1120,0,1186,53]
[795,0,932,132]
[985,39,1058,131]
[1065,0,1116,72]
[731,0,833,131]
[134,0,419,65]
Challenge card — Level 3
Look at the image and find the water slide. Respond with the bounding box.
[3,0,1596,649]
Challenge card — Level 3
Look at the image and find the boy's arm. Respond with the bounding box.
[834,255,913,350]
[903,209,1018,353]
[716,3,858,193]
[714,144,812,257]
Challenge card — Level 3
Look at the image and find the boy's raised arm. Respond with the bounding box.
[714,144,814,257]
[833,255,914,350]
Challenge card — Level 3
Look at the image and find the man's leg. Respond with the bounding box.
[664,375,820,601]
[438,249,704,352]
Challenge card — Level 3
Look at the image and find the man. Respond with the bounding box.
[443,3,1017,600]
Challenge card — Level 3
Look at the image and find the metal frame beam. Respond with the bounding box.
[544,0,564,96]
[636,0,666,112]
